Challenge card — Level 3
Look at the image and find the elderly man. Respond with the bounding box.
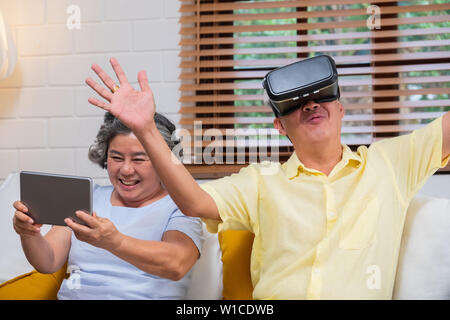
[85,55,450,300]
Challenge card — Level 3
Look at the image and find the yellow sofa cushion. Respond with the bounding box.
[218,230,254,300]
[0,263,68,300]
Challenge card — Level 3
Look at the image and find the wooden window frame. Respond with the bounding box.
[178,0,450,178]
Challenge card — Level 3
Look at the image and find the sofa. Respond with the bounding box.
[0,172,449,299]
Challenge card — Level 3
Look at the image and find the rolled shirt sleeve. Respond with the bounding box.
[199,164,260,234]
[371,116,450,202]
[165,208,204,254]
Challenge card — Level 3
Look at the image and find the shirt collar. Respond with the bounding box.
[284,144,362,179]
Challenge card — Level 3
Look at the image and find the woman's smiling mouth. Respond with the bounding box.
[119,179,140,188]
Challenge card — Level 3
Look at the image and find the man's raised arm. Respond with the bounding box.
[442,111,450,161]
[85,57,220,221]
[140,121,220,221]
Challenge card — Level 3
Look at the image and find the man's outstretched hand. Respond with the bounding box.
[85,57,156,136]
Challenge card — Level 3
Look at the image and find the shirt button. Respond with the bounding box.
[328,211,337,219]
[313,267,320,274]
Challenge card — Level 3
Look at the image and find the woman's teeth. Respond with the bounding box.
[120,179,139,186]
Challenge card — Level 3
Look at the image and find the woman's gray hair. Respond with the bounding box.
[88,112,180,169]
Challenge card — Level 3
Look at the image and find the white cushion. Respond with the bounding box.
[185,225,223,299]
[393,195,450,299]
[0,172,35,283]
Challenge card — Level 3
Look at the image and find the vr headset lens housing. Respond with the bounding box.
[263,55,340,117]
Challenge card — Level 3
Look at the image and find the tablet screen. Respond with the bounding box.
[20,171,93,226]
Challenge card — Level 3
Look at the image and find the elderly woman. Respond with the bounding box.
[12,111,203,300]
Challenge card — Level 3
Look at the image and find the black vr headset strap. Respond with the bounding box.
[269,100,281,118]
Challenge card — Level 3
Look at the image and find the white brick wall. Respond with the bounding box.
[0,0,182,185]
[18,25,73,56]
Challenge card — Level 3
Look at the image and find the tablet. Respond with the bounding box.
[20,171,93,226]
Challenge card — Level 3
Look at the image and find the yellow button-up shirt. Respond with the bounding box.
[201,117,449,299]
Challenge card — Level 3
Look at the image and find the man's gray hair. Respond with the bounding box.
[88,112,179,169]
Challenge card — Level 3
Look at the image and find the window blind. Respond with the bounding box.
[178,0,450,178]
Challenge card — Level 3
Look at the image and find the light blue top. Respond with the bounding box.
[57,185,203,300]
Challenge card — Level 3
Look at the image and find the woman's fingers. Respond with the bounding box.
[91,63,117,93]
[137,70,151,93]
[65,217,91,234]
[75,211,99,229]
[13,200,28,212]
[87,97,110,111]
[86,77,113,102]
[14,210,33,224]
[110,57,129,85]
[13,211,41,236]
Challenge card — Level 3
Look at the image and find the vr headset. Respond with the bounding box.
[263,55,340,117]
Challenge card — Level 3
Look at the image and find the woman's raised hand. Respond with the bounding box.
[86,57,155,136]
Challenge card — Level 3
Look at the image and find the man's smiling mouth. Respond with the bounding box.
[305,113,326,123]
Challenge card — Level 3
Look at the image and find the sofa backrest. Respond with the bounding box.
[1,172,449,299]
[393,194,450,299]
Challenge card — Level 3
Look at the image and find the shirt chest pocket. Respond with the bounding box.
[339,196,379,250]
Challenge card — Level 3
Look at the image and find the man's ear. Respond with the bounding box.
[274,117,287,136]
[337,100,344,118]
